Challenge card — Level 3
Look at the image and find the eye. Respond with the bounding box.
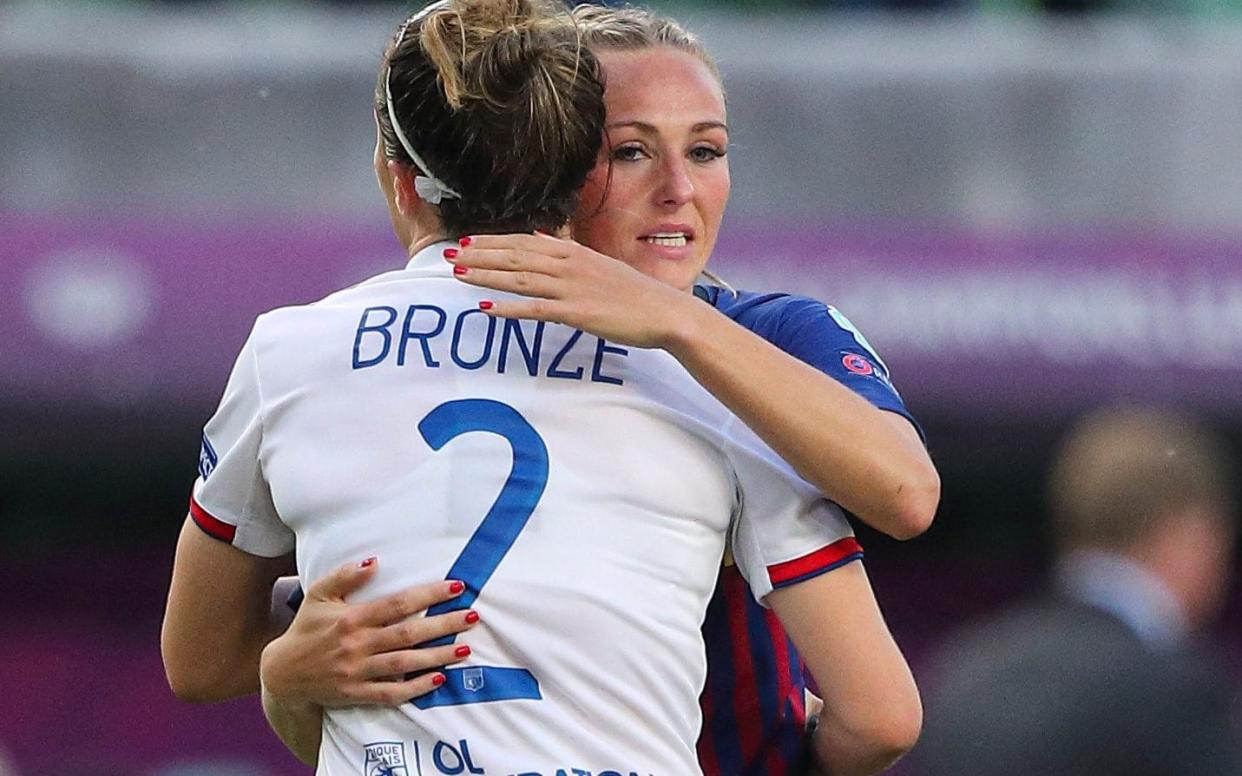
[611,143,649,162]
[689,145,726,163]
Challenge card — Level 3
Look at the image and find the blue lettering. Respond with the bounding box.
[572,771,591,776]
[590,338,627,386]
[546,330,585,380]
[451,309,497,370]
[599,772,622,776]
[351,307,626,390]
[458,739,484,774]
[433,740,465,774]
[498,319,544,376]
[352,306,397,369]
[399,304,447,367]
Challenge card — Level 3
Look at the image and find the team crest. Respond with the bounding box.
[363,741,408,776]
[463,667,485,692]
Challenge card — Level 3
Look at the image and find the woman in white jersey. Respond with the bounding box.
[164,2,926,774]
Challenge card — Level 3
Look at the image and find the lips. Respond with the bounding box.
[643,233,689,247]
[639,224,695,250]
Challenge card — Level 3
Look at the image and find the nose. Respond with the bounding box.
[655,155,694,208]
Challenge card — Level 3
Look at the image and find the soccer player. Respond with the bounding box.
[161,2,921,775]
[433,7,939,774]
[257,6,936,775]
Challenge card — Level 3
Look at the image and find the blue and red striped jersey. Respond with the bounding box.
[694,285,919,775]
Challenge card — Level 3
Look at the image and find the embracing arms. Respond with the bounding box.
[662,298,937,539]
[161,517,477,763]
[257,561,479,764]
[447,233,939,539]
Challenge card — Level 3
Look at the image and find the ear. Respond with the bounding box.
[387,160,423,218]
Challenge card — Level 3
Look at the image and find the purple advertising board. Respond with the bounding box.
[4,210,1241,419]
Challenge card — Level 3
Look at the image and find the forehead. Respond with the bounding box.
[598,47,726,126]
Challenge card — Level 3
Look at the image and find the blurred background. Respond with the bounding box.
[2,0,1241,773]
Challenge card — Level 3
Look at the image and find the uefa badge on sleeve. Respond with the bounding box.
[363,741,409,776]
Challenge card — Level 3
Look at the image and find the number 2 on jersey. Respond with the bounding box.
[412,398,548,709]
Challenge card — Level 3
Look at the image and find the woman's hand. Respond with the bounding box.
[445,232,696,349]
[260,557,480,708]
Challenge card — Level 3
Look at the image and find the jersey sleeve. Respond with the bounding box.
[188,323,293,558]
[724,419,863,604]
[773,299,924,440]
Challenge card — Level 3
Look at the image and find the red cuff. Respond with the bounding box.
[189,497,237,544]
[768,537,864,589]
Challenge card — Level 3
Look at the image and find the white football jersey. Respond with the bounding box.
[191,241,855,776]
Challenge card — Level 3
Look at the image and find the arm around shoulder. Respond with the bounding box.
[664,298,939,541]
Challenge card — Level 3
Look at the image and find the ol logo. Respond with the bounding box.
[463,668,485,692]
[363,741,409,776]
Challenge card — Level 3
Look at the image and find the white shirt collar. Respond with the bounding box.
[1056,549,1188,649]
[405,239,458,272]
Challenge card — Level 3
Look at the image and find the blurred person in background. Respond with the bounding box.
[913,405,1241,775]
[163,1,925,774]
[255,4,936,774]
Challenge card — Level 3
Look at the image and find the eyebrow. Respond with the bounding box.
[605,120,728,134]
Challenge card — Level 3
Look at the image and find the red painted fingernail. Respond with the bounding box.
[478,301,494,311]
[465,610,480,624]
[432,673,446,687]
[459,236,473,247]
[448,580,465,594]
[443,248,459,259]
[453,265,469,276]
[455,645,471,658]
[359,557,376,568]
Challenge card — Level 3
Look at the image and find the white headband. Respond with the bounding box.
[385,1,462,205]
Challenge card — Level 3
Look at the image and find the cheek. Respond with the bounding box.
[704,168,731,222]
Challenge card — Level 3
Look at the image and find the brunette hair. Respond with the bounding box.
[374,0,605,234]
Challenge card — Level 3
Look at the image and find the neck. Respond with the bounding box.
[399,206,452,257]
[406,232,450,257]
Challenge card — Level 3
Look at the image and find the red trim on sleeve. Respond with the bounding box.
[767,537,863,587]
[189,497,237,544]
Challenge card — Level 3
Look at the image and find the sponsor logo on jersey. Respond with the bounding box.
[198,434,218,480]
[363,741,408,776]
[841,353,874,376]
[463,667,485,692]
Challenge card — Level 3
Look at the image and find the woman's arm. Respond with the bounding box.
[161,518,294,702]
[257,560,480,762]
[663,299,938,539]
[449,233,939,539]
[163,519,477,711]
[767,563,922,775]
[262,679,323,766]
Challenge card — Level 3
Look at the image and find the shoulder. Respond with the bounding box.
[695,285,867,354]
[695,285,820,326]
[248,268,414,345]
[930,595,1137,682]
